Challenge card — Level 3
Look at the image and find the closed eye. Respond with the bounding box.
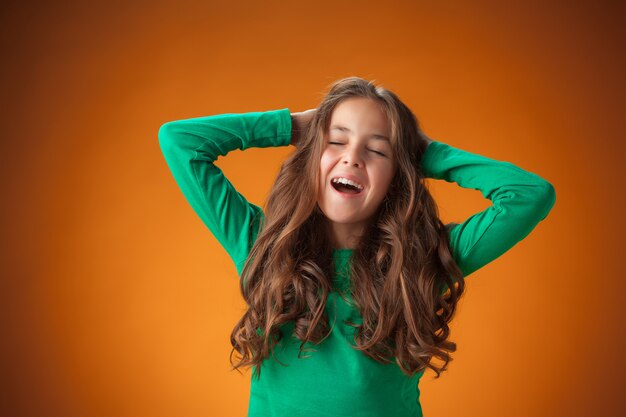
[328,141,387,157]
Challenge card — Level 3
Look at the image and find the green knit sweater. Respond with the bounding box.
[158,108,556,417]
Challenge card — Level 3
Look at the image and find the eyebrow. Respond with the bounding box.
[330,125,390,141]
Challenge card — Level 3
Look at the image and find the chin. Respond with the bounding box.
[325,211,367,224]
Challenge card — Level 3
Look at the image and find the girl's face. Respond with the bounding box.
[317,97,396,247]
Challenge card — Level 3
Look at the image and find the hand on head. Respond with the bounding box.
[290,108,317,147]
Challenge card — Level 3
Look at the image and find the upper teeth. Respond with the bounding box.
[332,177,364,191]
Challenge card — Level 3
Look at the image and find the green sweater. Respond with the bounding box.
[158,108,556,417]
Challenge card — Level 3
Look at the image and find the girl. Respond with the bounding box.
[158,77,556,417]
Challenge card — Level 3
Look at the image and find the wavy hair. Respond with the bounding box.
[229,76,465,380]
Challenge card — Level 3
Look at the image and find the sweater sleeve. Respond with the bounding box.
[420,140,556,278]
[158,108,293,277]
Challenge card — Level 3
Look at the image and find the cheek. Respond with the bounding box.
[374,163,396,189]
[319,152,334,174]
[318,154,330,189]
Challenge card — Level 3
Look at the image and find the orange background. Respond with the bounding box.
[1,0,624,416]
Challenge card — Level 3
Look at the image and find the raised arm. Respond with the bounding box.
[157,108,293,276]
[420,140,556,278]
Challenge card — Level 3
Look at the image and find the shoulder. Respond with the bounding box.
[445,222,459,233]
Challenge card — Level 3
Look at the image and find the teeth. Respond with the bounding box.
[331,177,364,191]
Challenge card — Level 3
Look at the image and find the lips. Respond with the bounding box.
[329,173,367,190]
[329,180,366,200]
[331,184,364,198]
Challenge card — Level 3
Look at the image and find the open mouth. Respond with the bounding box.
[330,178,364,195]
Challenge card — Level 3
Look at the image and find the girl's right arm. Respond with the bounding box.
[158,108,293,276]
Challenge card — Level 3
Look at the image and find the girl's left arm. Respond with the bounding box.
[420,140,556,278]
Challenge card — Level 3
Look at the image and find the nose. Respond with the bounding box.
[342,147,363,168]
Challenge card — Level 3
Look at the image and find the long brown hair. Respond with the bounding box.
[229,76,465,380]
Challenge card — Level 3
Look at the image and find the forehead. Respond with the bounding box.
[329,98,390,137]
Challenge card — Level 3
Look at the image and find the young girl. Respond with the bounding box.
[158,77,556,417]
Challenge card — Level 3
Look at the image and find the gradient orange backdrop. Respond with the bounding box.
[2,0,624,416]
